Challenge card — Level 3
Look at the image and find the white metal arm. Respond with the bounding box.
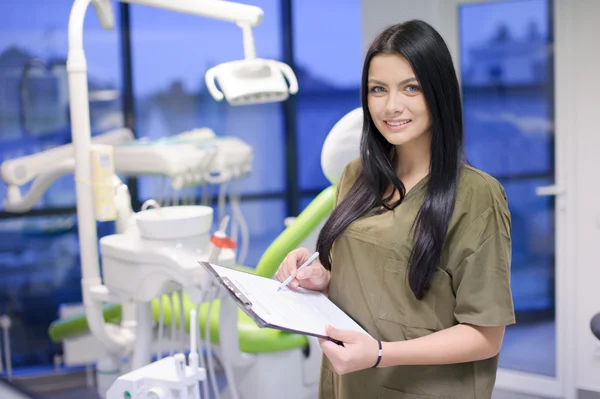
[91,0,115,29]
[3,159,75,213]
[0,128,133,187]
[120,0,263,26]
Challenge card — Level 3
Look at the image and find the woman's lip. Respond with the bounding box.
[385,120,412,130]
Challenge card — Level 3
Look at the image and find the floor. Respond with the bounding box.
[4,368,557,399]
[42,387,600,399]
[43,385,551,399]
[3,318,593,399]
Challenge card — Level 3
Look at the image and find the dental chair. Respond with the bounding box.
[48,186,335,399]
[47,106,363,399]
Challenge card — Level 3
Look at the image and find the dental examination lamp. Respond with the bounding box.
[112,0,297,106]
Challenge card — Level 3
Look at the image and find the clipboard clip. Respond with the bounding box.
[220,277,252,308]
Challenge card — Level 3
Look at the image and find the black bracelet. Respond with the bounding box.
[372,340,382,368]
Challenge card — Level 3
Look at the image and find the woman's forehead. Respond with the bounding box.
[368,54,415,81]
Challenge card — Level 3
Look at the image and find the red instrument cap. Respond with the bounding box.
[210,235,237,249]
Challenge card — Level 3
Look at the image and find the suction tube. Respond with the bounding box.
[229,186,249,266]
[196,303,209,399]
[169,294,177,356]
[177,290,186,353]
[157,295,165,359]
[204,285,221,399]
[218,182,228,229]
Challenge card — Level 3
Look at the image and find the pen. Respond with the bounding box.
[276,252,319,292]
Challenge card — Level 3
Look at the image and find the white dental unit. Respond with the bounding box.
[0,0,327,398]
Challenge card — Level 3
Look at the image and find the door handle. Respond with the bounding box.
[535,185,565,197]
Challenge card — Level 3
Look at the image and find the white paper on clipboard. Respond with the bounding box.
[200,261,370,342]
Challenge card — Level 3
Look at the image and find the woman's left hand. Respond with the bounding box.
[319,325,380,375]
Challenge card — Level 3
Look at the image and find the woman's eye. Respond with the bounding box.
[405,85,421,93]
[370,86,385,93]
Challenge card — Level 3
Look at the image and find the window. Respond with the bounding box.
[0,214,115,369]
[292,0,362,192]
[459,0,555,376]
[0,0,123,371]
[0,0,124,209]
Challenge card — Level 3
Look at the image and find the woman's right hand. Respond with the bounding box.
[275,248,330,294]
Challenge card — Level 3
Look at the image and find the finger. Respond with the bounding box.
[320,339,342,360]
[326,325,353,342]
[275,264,287,282]
[285,256,299,278]
[296,265,314,280]
[280,258,297,282]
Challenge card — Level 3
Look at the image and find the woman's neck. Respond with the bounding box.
[380,133,431,204]
[394,132,431,181]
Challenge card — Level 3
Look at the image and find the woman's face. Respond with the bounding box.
[366,53,431,147]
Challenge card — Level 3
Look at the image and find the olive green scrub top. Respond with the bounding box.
[319,158,515,399]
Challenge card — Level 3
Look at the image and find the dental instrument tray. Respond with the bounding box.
[199,261,371,345]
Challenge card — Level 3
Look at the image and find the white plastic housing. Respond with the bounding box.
[136,205,214,240]
[205,58,299,105]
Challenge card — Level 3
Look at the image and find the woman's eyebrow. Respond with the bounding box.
[367,77,417,86]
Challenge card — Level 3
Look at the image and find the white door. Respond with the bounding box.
[435,0,568,397]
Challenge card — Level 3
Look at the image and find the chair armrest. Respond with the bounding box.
[254,186,336,277]
[591,313,600,341]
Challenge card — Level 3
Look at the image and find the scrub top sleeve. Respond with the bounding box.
[450,192,516,327]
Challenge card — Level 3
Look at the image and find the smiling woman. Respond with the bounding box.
[275,20,515,399]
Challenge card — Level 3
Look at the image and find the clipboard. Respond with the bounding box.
[199,261,370,345]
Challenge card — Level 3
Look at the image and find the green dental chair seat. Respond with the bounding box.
[48,186,336,354]
[151,291,308,354]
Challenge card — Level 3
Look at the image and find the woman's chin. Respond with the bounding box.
[380,127,428,147]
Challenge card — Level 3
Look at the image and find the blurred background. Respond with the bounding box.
[0,0,597,398]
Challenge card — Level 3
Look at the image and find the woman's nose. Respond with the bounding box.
[385,92,405,115]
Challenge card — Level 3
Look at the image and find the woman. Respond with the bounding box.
[275,20,515,398]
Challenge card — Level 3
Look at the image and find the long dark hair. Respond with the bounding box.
[316,20,464,300]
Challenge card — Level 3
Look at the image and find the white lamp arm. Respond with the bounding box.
[1,128,133,187]
[3,159,76,213]
[91,0,115,29]
[238,22,257,60]
[119,0,263,27]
